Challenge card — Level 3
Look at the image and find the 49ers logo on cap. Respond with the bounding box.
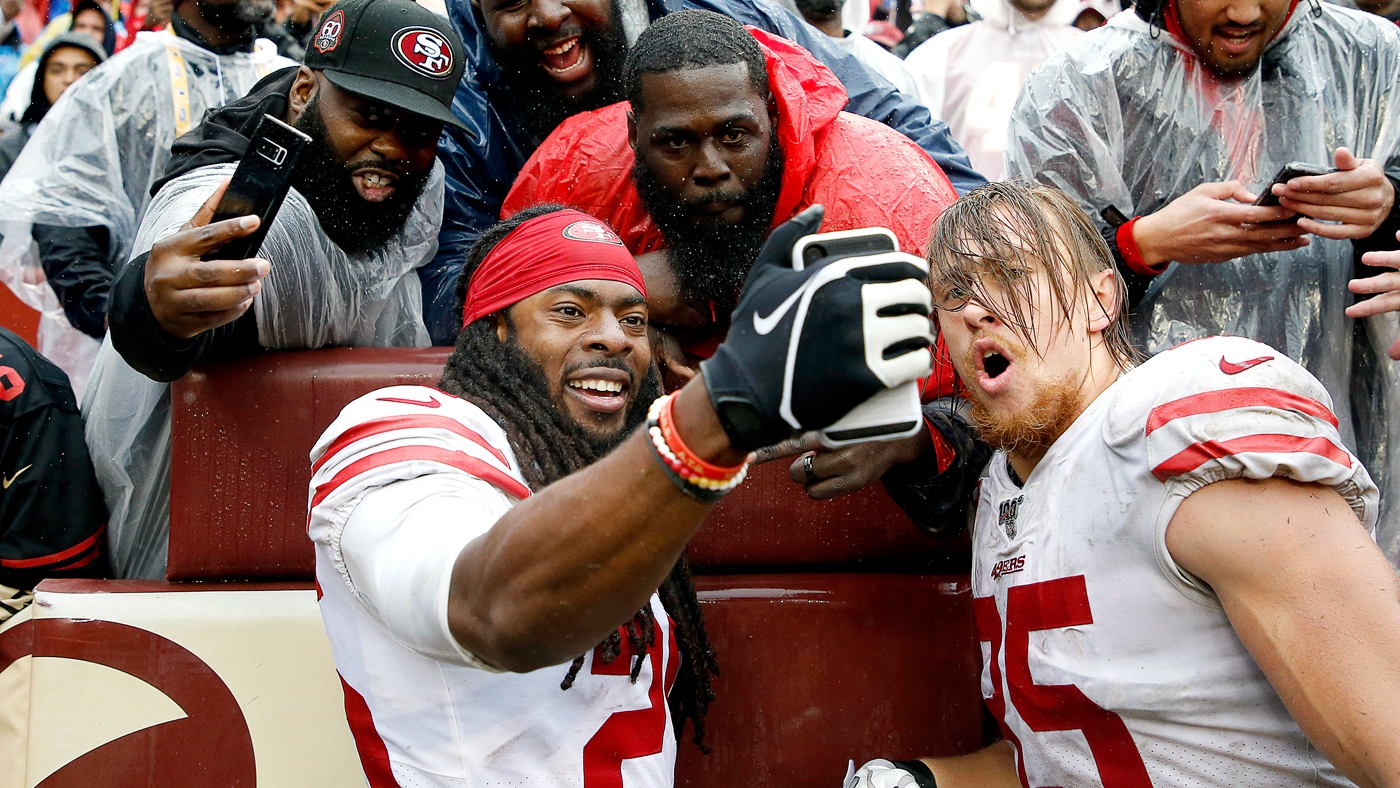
[562,220,624,246]
[312,9,344,54]
[392,28,455,79]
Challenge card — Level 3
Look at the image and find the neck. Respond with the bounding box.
[1006,347,1124,480]
[806,14,846,37]
[175,0,250,49]
[1011,3,1052,21]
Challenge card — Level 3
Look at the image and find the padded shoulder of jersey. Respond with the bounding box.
[1102,336,1377,526]
[309,384,530,507]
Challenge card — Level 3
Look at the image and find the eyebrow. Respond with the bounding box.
[652,113,758,137]
[550,284,646,309]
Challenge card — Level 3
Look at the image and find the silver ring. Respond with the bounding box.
[802,453,820,485]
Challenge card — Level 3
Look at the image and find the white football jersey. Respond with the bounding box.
[971,336,1378,788]
[309,385,679,788]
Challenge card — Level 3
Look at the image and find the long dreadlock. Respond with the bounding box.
[437,204,721,751]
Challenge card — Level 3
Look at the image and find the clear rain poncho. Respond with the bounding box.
[1004,3,1400,562]
[0,31,292,397]
[84,162,440,579]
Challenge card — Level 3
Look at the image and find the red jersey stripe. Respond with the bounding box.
[339,674,403,788]
[1152,434,1352,482]
[311,445,532,513]
[1146,387,1338,435]
[0,524,105,569]
[313,414,512,474]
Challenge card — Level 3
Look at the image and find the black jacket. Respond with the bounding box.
[0,327,108,592]
[25,31,111,338]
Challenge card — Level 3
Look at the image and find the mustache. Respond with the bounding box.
[346,158,411,178]
[530,25,587,52]
[674,188,756,216]
[561,357,635,386]
[959,332,1028,373]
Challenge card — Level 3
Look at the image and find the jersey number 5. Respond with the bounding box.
[582,624,680,788]
[974,576,1151,788]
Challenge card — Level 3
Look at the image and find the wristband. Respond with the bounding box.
[890,760,938,788]
[1116,217,1167,277]
[646,393,750,503]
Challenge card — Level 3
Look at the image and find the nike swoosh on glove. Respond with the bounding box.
[844,758,939,788]
[702,205,935,450]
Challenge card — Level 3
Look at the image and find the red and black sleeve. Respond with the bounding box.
[0,329,109,591]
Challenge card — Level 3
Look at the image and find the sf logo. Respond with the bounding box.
[393,29,454,78]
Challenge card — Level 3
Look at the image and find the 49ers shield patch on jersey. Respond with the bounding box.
[313,10,344,54]
[393,28,455,79]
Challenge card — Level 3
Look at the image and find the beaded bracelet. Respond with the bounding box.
[659,392,746,480]
[646,393,750,503]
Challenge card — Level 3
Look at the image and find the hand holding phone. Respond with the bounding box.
[202,114,310,261]
[1254,162,1337,207]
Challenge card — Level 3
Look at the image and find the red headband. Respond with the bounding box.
[461,210,647,327]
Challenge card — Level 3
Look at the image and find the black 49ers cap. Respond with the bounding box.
[302,0,468,131]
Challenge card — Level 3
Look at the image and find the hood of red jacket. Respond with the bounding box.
[747,26,849,230]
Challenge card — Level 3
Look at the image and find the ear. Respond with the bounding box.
[626,110,638,153]
[284,67,317,127]
[494,312,509,344]
[1086,267,1121,334]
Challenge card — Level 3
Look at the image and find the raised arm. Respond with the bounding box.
[1166,477,1400,788]
[445,209,936,671]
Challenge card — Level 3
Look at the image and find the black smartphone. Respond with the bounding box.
[1254,162,1337,207]
[790,226,899,270]
[202,114,311,261]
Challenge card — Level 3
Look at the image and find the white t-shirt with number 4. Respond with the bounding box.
[308,385,679,788]
[971,336,1378,788]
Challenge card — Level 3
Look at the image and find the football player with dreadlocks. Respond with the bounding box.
[307,202,937,787]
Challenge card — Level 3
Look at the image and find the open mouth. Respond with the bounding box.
[351,169,398,203]
[539,35,592,82]
[983,351,1010,379]
[565,372,630,414]
[1214,27,1262,56]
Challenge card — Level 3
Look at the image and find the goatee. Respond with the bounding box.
[291,95,430,257]
[632,136,784,315]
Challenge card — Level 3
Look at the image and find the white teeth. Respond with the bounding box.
[361,173,391,189]
[543,39,578,56]
[569,379,623,393]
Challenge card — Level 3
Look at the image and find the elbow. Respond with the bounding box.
[449,600,583,674]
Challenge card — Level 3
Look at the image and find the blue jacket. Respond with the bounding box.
[421,0,985,344]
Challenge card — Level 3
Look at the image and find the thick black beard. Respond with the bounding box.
[196,0,274,27]
[488,0,629,145]
[633,137,784,314]
[291,95,429,257]
[500,328,661,461]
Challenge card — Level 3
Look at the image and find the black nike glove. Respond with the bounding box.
[701,206,935,450]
